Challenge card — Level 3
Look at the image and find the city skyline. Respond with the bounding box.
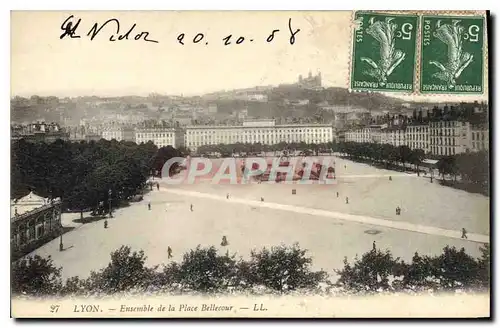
[11,11,488,102]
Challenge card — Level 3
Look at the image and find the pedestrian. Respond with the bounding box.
[395,207,400,215]
[104,219,108,229]
[167,246,173,259]
[221,235,229,246]
[336,192,339,198]
[345,197,349,204]
[190,204,193,212]
[344,165,346,169]
[372,241,376,250]
[148,202,151,210]
[261,197,264,202]
[226,193,230,199]
[389,176,392,181]
[157,182,160,191]
[461,228,468,239]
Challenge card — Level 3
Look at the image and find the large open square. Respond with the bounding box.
[29,156,490,281]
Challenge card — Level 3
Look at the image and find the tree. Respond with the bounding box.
[12,255,62,295]
[242,243,327,293]
[170,246,239,293]
[83,246,158,294]
[430,246,480,290]
[410,149,425,176]
[11,139,170,212]
[335,244,400,293]
[476,243,490,289]
[437,156,457,181]
[398,145,412,170]
[395,252,438,291]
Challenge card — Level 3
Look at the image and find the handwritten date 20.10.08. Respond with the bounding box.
[177,19,300,46]
[60,15,300,46]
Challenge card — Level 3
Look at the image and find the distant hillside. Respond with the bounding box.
[207,86,412,119]
[269,86,406,110]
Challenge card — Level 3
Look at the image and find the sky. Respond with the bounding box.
[11,11,488,102]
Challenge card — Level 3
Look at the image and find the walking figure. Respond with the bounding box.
[104,220,108,229]
[461,228,468,239]
[345,197,349,204]
[261,197,264,202]
[157,182,160,191]
[344,165,347,169]
[226,193,230,199]
[396,206,401,215]
[389,176,392,181]
[190,204,193,212]
[373,241,376,250]
[167,246,173,259]
[148,202,151,210]
[221,235,229,247]
[336,192,339,198]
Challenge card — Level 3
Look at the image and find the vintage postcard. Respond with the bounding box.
[10,10,490,318]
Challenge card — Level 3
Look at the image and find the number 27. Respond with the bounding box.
[50,305,60,313]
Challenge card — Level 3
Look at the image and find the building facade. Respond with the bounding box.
[185,120,334,152]
[406,124,430,153]
[384,128,407,147]
[429,121,470,156]
[135,128,184,148]
[102,127,135,142]
[11,122,69,143]
[345,128,372,143]
[344,120,489,156]
[470,125,489,152]
[11,192,62,259]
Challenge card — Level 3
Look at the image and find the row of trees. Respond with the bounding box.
[337,142,425,171]
[196,141,488,187]
[196,141,423,172]
[197,142,336,158]
[11,139,184,212]
[12,243,490,297]
[436,151,489,185]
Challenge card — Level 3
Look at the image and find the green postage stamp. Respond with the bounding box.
[351,12,418,93]
[420,15,485,94]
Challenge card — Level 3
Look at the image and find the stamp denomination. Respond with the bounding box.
[351,12,418,92]
[420,15,485,94]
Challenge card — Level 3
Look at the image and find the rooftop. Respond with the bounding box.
[11,192,61,220]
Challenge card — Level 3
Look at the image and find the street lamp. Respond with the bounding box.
[108,189,113,218]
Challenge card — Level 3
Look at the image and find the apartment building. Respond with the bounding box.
[102,126,135,142]
[406,124,430,153]
[135,128,184,148]
[470,125,489,152]
[185,120,333,152]
[429,121,471,156]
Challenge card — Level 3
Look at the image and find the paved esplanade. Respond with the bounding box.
[162,188,489,244]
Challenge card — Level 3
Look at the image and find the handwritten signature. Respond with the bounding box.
[60,15,159,43]
[60,15,300,46]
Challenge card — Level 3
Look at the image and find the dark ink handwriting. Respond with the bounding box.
[87,18,159,43]
[177,33,185,45]
[267,30,279,42]
[193,33,204,43]
[288,18,300,45]
[59,15,300,47]
[222,35,232,45]
[60,15,81,39]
